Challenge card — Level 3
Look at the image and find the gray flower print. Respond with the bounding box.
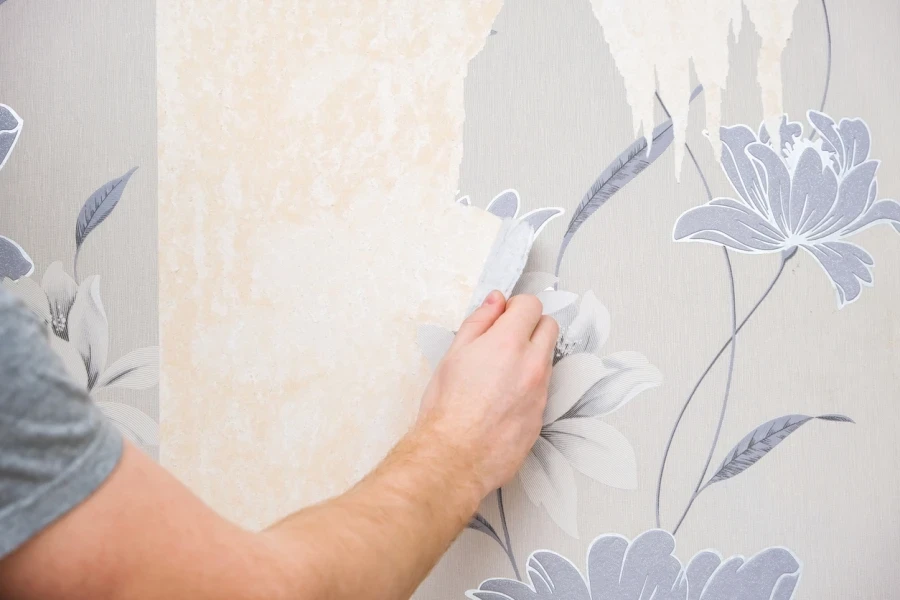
[0,103,33,280]
[4,263,159,450]
[458,189,564,240]
[467,529,801,600]
[674,111,900,307]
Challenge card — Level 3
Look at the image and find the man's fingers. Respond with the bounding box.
[453,290,507,346]
[494,294,543,341]
[530,315,559,359]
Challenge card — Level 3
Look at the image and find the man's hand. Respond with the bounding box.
[0,291,557,600]
[416,291,558,498]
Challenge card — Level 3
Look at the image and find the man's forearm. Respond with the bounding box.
[262,421,483,599]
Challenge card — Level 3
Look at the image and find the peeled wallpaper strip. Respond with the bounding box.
[589,0,801,172]
[157,0,506,529]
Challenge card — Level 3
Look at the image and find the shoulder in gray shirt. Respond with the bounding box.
[0,286,122,559]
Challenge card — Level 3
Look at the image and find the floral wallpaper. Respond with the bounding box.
[418,0,900,597]
[1,107,159,451]
[4,1,896,598]
[0,1,159,454]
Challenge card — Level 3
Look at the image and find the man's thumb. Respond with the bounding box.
[453,290,506,345]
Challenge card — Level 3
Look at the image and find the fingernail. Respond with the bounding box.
[484,290,501,305]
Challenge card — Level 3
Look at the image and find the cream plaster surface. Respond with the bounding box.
[158,0,502,529]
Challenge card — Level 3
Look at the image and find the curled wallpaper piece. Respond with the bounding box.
[466,218,536,314]
[674,112,900,307]
[468,530,801,600]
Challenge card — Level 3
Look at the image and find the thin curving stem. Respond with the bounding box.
[820,0,832,112]
[655,254,792,528]
[497,488,521,580]
[671,247,737,536]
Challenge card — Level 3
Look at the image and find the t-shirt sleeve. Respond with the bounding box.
[0,287,122,559]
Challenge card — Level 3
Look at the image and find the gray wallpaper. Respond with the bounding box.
[421,0,900,598]
[0,0,159,455]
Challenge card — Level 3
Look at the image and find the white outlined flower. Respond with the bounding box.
[674,112,900,307]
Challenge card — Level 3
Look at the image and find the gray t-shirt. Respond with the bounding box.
[0,286,122,559]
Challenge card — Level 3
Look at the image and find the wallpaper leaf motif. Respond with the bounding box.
[75,167,139,271]
[703,414,854,488]
[554,85,703,275]
[469,513,505,548]
[468,530,802,600]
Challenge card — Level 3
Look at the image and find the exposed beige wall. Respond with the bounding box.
[157,0,503,528]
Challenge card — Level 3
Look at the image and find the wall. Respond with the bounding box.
[2,1,898,598]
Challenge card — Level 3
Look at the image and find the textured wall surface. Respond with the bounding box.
[157,0,503,529]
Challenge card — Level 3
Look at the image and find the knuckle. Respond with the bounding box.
[543,315,560,336]
[510,294,542,316]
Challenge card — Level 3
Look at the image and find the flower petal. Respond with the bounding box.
[587,530,685,599]
[808,110,845,170]
[807,160,877,239]
[0,236,34,280]
[518,437,578,537]
[96,401,159,449]
[96,346,159,390]
[747,142,791,234]
[720,124,767,213]
[477,551,590,600]
[542,417,637,489]
[842,198,900,236]
[41,261,78,338]
[0,104,23,172]
[564,290,610,355]
[520,207,564,238]
[67,275,109,387]
[48,335,88,389]
[566,351,662,418]
[673,198,785,252]
[545,353,614,424]
[486,189,520,219]
[802,241,874,307]
[700,548,801,599]
[785,147,839,236]
[417,324,454,371]
[536,290,578,315]
[758,115,802,157]
[2,276,50,323]
[512,271,557,296]
[838,117,871,170]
